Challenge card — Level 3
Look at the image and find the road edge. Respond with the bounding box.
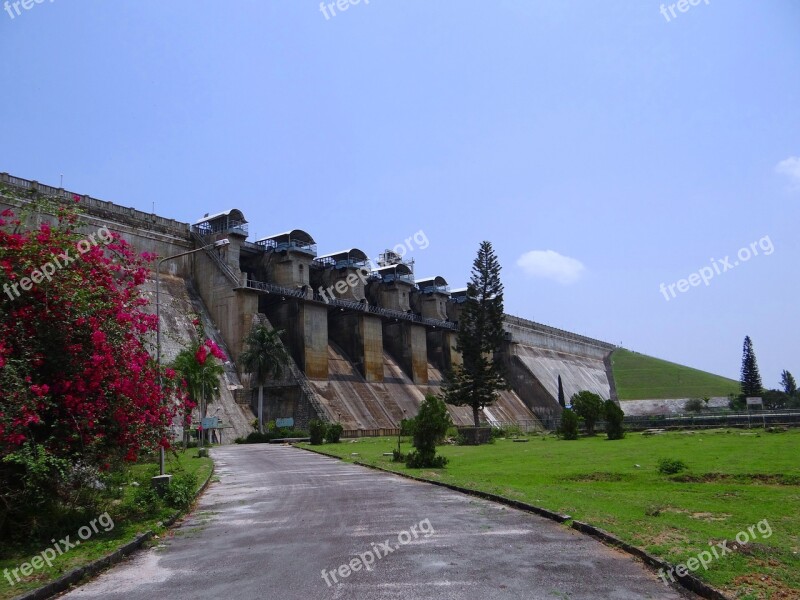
[297,444,731,600]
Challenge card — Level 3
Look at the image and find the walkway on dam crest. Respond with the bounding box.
[61,445,694,600]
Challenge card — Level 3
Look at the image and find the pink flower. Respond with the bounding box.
[195,344,208,365]
[204,339,226,361]
[30,384,49,397]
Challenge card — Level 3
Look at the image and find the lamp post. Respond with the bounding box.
[155,238,230,475]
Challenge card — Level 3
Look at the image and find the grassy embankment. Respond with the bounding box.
[612,348,739,400]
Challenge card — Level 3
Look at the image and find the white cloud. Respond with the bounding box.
[516,250,585,285]
[775,156,800,188]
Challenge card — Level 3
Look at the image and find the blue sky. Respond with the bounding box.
[2,0,798,384]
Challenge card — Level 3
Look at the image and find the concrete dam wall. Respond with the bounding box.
[1,174,620,434]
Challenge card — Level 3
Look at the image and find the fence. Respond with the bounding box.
[540,409,800,432]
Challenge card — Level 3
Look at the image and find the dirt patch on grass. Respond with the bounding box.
[564,472,631,483]
[646,527,690,554]
[659,508,731,521]
[671,472,800,486]
[727,574,797,599]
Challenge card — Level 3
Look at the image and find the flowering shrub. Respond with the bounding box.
[0,199,187,535]
[170,319,227,432]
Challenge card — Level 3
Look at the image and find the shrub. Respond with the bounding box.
[400,418,414,437]
[571,391,604,435]
[309,420,326,445]
[492,424,523,439]
[657,458,688,475]
[684,398,706,412]
[163,472,198,510]
[326,423,344,443]
[645,504,664,517]
[604,400,625,440]
[558,409,579,440]
[130,483,162,515]
[405,395,451,468]
[406,450,448,468]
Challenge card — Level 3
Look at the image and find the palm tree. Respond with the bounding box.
[171,340,226,445]
[239,324,290,433]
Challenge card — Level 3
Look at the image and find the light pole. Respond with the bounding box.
[155,238,229,475]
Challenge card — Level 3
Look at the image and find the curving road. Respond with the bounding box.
[61,445,693,599]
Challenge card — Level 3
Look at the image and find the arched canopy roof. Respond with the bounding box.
[255,229,317,256]
[416,276,448,288]
[192,209,248,236]
[316,248,369,268]
[257,229,316,245]
[193,209,247,226]
[374,263,414,284]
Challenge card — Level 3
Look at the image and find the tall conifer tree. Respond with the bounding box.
[444,241,507,427]
[740,335,763,398]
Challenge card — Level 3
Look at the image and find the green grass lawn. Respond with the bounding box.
[612,348,740,400]
[0,449,212,600]
[306,430,800,599]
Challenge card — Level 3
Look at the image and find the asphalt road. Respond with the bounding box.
[60,445,693,599]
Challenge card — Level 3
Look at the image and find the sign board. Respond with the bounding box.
[746,397,763,406]
[201,416,219,429]
[276,418,294,428]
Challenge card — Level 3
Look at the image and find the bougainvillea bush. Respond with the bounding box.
[0,198,188,537]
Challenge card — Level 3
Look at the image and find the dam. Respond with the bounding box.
[0,173,619,440]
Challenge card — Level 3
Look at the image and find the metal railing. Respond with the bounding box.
[246,278,307,298]
[245,277,457,330]
[539,409,800,432]
[193,220,249,236]
[190,230,240,285]
[256,238,318,256]
[504,314,616,351]
[0,173,190,237]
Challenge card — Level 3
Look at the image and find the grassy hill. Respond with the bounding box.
[611,348,739,400]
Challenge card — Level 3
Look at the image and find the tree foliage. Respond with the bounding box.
[780,370,797,396]
[603,400,625,440]
[570,391,604,435]
[740,335,763,398]
[443,241,507,427]
[684,398,706,413]
[170,320,227,427]
[406,395,451,468]
[238,323,290,432]
[0,200,187,536]
[557,408,579,440]
[557,375,566,408]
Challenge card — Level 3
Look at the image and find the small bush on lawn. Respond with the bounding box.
[405,395,451,468]
[604,400,625,440]
[164,472,198,510]
[309,420,326,445]
[657,458,688,475]
[234,428,309,444]
[130,484,162,516]
[558,409,579,440]
[406,450,448,468]
[326,423,344,443]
